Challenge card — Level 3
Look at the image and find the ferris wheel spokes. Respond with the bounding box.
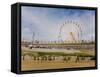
[58,20,83,44]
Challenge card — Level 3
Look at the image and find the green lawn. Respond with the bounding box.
[22,49,94,57]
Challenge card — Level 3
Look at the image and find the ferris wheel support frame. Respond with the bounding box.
[58,20,83,44]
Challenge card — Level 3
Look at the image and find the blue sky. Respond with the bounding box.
[21,6,95,42]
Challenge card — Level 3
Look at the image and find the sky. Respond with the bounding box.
[21,6,95,42]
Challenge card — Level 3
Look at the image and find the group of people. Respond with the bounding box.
[22,54,93,63]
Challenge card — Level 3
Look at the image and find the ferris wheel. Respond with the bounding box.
[58,20,83,43]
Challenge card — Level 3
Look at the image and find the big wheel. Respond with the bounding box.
[58,20,83,43]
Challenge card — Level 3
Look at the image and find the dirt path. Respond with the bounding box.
[21,60,95,71]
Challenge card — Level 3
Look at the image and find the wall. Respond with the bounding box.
[0,0,99,77]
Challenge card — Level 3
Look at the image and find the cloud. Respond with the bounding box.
[21,6,95,42]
